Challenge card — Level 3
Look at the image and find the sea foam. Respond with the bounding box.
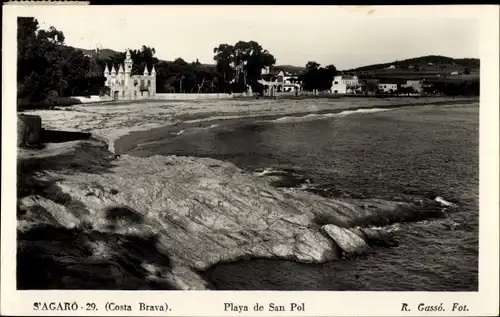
[258,108,395,124]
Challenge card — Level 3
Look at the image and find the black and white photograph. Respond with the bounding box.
[2,4,499,316]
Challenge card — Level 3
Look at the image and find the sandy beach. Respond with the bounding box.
[23,96,477,153]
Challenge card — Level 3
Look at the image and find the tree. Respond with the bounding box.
[179,75,185,93]
[299,62,338,92]
[213,40,276,93]
[305,61,320,70]
[364,81,379,94]
[399,86,416,95]
[17,17,105,108]
[213,44,235,89]
[464,68,471,75]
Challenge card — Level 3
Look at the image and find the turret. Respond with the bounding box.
[104,64,110,76]
[143,65,149,76]
[119,64,125,74]
[150,65,157,96]
[124,49,133,74]
[110,64,116,77]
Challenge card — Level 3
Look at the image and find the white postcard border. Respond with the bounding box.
[2,5,499,317]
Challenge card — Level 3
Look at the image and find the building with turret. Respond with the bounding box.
[104,49,156,101]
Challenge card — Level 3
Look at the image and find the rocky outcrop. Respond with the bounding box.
[17,140,447,290]
[321,225,371,256]
[18,114,42,148]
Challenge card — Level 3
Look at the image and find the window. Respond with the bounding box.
[334,81,338,85]
[141,91,144,96]
[334,90,338,94]
[122,91,125,97]
[148,80,151,87]
[121,80,124,86]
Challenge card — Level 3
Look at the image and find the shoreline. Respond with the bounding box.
[114,96,478,155]
[17,97,475,290]
[22,96,478,155]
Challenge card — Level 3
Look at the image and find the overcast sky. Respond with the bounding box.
[23,5,479,70]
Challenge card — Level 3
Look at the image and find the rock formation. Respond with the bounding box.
[17,139,447,290]
[18,114,42,148]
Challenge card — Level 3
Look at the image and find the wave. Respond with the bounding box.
[355,223,402,233]
[434,196,457,207]
[174,129,186,136]
[336,108,394,116]
[257,108,395,124]
[252,167,295,177]
[172,124,220,137]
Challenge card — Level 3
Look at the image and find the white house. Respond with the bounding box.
[258,69,302,95]
[378,83,398,93]
[343,75,359,87]
[275,70,298,85]
[331,75,360,94]
[402,80,423,93]
[450,71,459,76]
[331,75,347,94]
[274,70,301,92]
[386,65,396,69]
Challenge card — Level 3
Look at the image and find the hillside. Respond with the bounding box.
[273,65,306,74]
[77,48,120,60]
[349,55,479,72]
[345,55,480,82]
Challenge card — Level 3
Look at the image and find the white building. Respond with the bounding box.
[104,49,156,101]
[343,75,359,87]
[378,83,398,93]
[331,75,347,94]
[402,80,423,93]
[275,70,298,85]
[450,71,459,75]
[258,69,302,95]
[386,65,396,69]
[331,75,360,94]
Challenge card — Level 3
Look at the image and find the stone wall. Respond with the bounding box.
[154,93,236,100]
[65,95,111,103]
[20,93,252,108]
[275,92,297,97]
[18,95,112,109]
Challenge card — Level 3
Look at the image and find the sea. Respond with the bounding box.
[117,101,479,291]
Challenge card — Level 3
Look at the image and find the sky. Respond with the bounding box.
[21,5,480,70]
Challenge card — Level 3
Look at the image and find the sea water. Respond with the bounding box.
[120,102,479,291]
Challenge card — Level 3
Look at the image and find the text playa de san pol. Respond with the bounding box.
[225,302,306,313]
